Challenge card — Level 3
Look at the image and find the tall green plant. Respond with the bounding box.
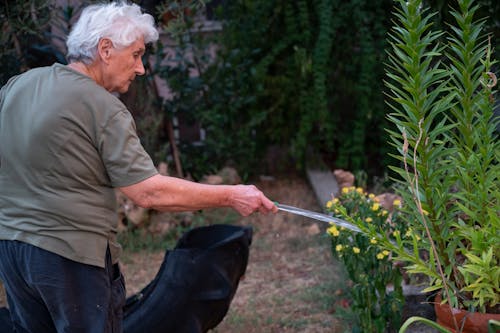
[376,0,499,313]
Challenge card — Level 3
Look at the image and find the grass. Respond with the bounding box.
[213,231,349,332]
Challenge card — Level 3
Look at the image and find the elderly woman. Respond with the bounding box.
[0,2,277,332]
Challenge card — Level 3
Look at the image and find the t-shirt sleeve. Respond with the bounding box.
[99,108,158,187]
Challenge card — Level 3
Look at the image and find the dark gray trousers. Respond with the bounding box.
[0,240,125,333]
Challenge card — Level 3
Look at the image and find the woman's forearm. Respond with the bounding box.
[119,174,277,216]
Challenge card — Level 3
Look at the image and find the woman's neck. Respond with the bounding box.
[67,62,103,87]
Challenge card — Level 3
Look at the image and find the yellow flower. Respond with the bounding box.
[327,226,340,237]
[382,250,390,256]
[371,203,380,211]
[365,217,373,223]
[393,199,401,207]
[333,198,339,204]
[370,238,377,244]
[341,187,349,194]
[368,193,375,199]
[326,200,333,208]
[405,228,421,240]
[336,244,343,252]
[334,209,340,214]
[356,187,364,194]
[376,253,385,260]
[353,247,361,254]
[381,210,388,216]
[393,230,400,237]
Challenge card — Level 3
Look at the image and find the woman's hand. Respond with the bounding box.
[228,185,278,216]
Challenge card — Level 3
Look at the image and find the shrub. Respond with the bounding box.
[326,186,407,332]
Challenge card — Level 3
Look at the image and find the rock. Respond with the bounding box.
[333,169,355,189]
[126,205,149,227]
[201,167,241,185]
[158,162,169,176]
[375,193,402,211]
[201,175,224,185]
[306,223,321,236]
[116,162,171,231]
[147,211,195,237]
[147,219,173,236]
[217,167,241,185]
[116,190,149,229]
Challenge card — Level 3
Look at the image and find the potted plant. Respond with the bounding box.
[337,0,499,332]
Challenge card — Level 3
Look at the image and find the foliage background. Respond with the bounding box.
[1,0,499,181]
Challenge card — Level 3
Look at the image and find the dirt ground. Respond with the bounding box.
[0,175,348,332]
[120,175,348,332]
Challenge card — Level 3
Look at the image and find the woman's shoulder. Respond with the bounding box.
[52,63,126,109]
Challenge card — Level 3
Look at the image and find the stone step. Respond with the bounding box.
[305,168,339,210]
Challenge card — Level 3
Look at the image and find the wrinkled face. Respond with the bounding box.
[103,37,146,93]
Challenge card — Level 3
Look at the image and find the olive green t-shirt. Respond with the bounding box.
[0,63,158,268]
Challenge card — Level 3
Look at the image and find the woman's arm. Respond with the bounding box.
[118,174,278,216]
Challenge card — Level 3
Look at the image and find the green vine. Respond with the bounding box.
[137,0,497,180]
[292,0,336,166]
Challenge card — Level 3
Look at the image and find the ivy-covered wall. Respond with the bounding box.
[180,0,499,180]
[160,0,403,179]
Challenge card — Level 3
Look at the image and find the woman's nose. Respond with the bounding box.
[136,59,145,76]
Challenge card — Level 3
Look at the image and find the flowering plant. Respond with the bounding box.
[326,186,407,333]
[383,0,499,321]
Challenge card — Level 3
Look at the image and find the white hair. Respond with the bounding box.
[66,1,159,64]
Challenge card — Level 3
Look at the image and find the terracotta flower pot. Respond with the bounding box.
[434,294,500,333]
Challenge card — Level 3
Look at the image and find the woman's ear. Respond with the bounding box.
[97,38,114,64]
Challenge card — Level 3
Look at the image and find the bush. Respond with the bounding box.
[325,186,406,332]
